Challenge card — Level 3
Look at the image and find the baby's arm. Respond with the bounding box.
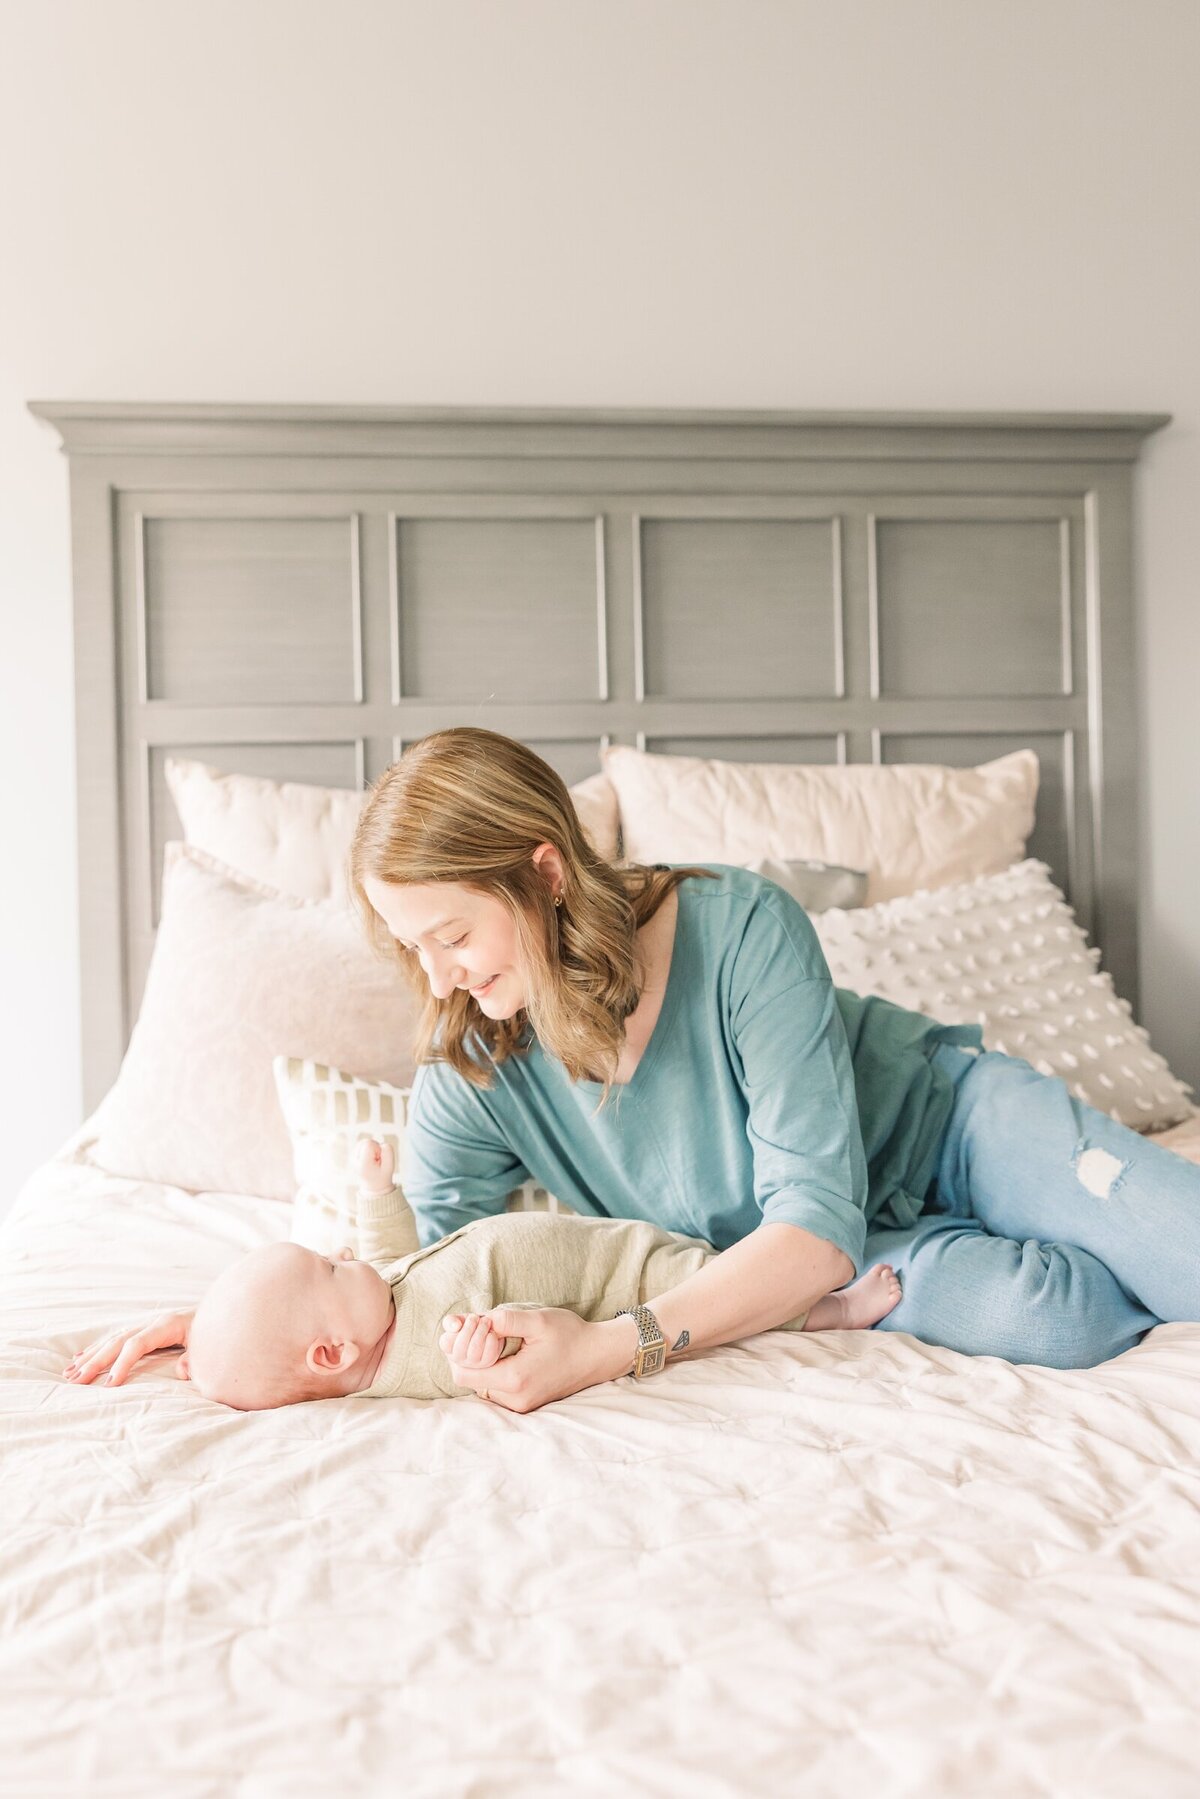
[352,1137,420,1263]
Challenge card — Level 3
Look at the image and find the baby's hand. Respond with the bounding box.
[354,1135,396,1195]
[438,1312,504,1370]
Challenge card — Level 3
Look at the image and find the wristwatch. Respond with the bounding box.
[615,1303,672,1378]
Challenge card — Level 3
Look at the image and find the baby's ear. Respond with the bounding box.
[175,1354,191,1381]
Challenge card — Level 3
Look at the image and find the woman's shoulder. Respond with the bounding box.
[676,862,830,981]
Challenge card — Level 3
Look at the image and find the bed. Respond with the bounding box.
[6,404,1200,1796]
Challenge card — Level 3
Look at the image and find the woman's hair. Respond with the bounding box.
[347,727,716,1104]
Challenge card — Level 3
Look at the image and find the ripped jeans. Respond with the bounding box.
[861,1044,1200,1368]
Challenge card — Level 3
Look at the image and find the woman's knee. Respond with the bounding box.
[892,1230,1141,1369]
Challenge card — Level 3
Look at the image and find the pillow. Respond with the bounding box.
[273,1055,415,1253]
[601,745,1039,904]
[165,757,622,902]
[565,770,622,866]
[165,760,365,904]
[748,857,868,913]
[273,1055,575,1257]
[811,859,1195,1132]
[89,844,423,1201]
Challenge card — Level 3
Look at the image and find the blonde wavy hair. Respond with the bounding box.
[347,728,716,1103]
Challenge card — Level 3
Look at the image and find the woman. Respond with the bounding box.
[342,727,1200,1413]
[74,727,1200,1402]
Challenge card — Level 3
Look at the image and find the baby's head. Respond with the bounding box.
[181,1243,395,1411]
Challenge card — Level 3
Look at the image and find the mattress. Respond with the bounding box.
[3,1116,1200,1796]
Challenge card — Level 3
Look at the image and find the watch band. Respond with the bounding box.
[615,1303,680,1378]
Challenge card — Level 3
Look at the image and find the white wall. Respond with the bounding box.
[2,0,1197,1211]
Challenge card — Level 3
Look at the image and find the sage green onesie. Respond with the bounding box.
[355,1185,810,1399]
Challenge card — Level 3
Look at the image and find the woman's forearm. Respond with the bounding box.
[593,1221,856,1380]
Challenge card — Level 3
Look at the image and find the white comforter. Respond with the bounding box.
[4,1121,1200,1797]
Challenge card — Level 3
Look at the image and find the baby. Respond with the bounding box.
[65,1139,901,1409]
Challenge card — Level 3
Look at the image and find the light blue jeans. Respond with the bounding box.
[861,1043,1200,1368]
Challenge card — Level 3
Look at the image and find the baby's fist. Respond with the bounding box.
[354,1135,396,1195]
[439,1313,504,1371]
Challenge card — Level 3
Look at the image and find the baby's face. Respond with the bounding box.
[290,1244,395,1350]
[188,1242,394,1408]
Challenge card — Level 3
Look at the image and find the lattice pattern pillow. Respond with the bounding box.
[273,1056,574,1257]
[811,859,1195,1132]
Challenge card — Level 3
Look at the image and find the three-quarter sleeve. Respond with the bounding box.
[729,900,869,1279]
[403,1060,532,1248]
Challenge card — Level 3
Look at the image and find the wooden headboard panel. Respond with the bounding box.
[28,403,1168,1112]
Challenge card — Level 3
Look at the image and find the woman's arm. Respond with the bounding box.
[591,1218,854,1378]
[438,1221,853,1409]
[405,1062,534,1248]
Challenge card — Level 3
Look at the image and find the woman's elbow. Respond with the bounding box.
[766,1221,855,1289]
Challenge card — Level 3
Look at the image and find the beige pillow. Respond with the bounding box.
[165,760,365,904]
[90,844,423,1201]
[273,1055,574,1257]
[166,758,622,902]
[812,859,1195,1132]
[602,745,1038,904]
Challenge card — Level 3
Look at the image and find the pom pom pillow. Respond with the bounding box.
[811,859,1194,1132]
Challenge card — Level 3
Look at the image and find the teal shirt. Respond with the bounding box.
[403,865,984,1277]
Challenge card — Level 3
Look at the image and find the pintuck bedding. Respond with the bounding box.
[3,1105,1200,1795]
[6,744,1200,1794]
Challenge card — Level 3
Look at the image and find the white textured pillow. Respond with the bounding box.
[602,745,1038,904]
[90,844,423,1201]
[166,757,622,902]
[273,1055,574,1256]
[811,859,1195,1132]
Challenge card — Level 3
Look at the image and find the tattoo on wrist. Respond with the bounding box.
[670,1329,690,1353]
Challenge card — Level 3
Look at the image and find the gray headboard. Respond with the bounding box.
[28,402,1168,1114]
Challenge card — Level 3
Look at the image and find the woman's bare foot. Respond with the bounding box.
[804,1265,902,1333]
[354,1135,396,1196]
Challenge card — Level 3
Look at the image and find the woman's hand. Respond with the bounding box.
[63,1310,195,1387]
[436,1306,636,1413]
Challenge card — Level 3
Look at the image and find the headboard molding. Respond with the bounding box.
[29,402,1168,1112]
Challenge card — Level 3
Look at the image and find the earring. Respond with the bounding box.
[553,894,563,909]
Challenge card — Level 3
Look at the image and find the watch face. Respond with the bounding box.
[639,1343,666,1376]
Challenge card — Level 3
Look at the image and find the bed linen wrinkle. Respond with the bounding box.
[4,1149,1200,1793]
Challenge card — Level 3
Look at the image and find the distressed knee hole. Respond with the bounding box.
[1071,1141,1129,1199]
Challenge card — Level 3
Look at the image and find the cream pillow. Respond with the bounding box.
[165,760,365,904]
[811,859,1195,1132]
[90,844,423,1201]
[602,745,1038,904]
[166,758,622,902]
[273,1055,575,1257]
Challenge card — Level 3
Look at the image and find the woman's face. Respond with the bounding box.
[363,876,532,1018]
